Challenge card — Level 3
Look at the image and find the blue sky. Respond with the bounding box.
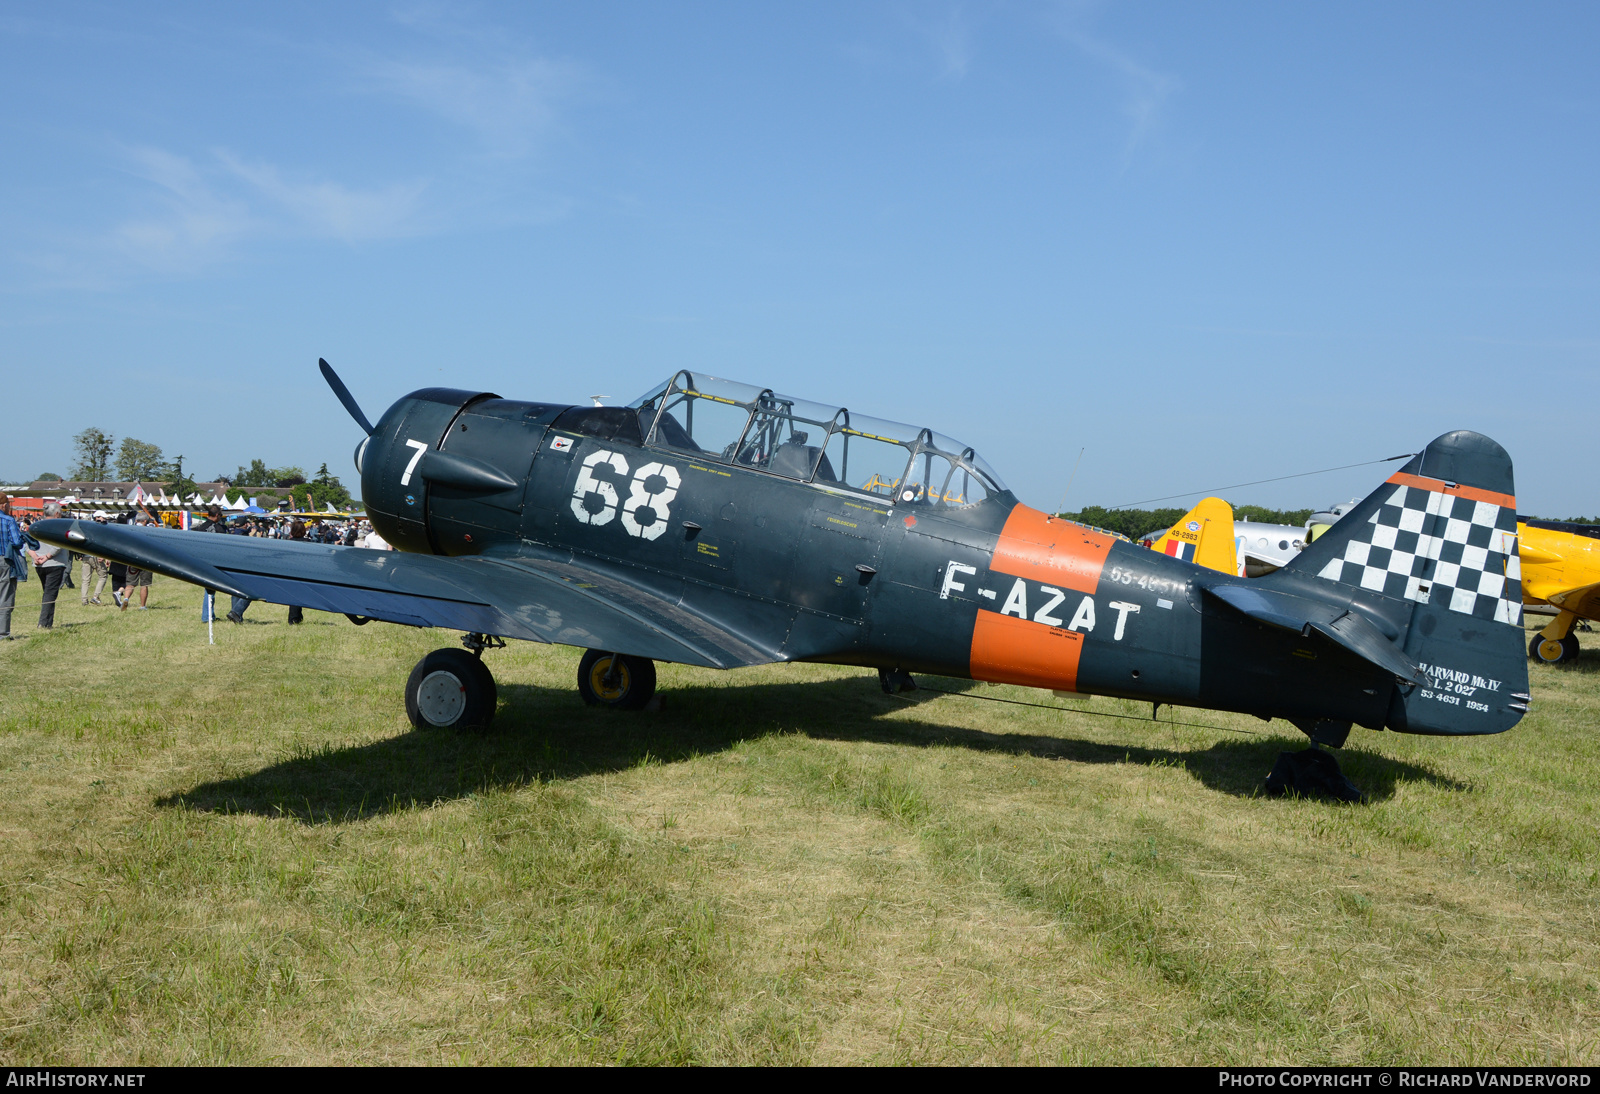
[3,2,1596,516]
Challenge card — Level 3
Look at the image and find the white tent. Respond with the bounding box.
[228,494,247,510]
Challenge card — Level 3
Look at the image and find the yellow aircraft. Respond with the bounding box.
[1519,520,1600,665]
[1144,497,1238,573]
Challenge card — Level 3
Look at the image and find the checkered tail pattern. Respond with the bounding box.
[1315,482,1521,625]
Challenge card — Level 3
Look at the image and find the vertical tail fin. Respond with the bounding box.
[1280,431,1528,734]
[1148,497,1237,574]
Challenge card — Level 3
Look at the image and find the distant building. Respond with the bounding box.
[6,480,298,514]
[16,479,231,503]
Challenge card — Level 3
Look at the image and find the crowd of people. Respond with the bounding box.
[0,494,390,638]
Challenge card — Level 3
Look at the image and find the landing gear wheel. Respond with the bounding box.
[405,648,497,730]
[1264,747,1364,803]
[1529,633,1580,665]
[577,649,657,710]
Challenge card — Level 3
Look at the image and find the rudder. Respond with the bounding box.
[1149,497,1237,574]
[1281,431,1529,735]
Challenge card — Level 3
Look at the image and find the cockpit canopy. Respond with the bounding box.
[607,371,1008,509]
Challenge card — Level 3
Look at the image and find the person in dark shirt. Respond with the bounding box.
[286,519,307,624]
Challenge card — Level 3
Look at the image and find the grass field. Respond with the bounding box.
[1,573,1597,1064]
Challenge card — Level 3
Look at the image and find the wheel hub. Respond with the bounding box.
[589,657,630,702]
[417,669,468,726]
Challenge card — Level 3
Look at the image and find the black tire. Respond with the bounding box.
[1530,632,1581,665]
[468,653,498,710]
[577,649,657,710]
[405,648,497,730]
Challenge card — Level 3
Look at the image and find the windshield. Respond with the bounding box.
[627,372,1006,502]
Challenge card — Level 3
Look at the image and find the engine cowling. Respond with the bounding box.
[360,387,495,553]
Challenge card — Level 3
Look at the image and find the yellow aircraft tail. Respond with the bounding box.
[1148,497,1236,574]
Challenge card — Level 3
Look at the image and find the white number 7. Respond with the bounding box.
[401,439,428,485]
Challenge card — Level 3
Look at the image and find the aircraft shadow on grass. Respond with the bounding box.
[159,674,1468,824]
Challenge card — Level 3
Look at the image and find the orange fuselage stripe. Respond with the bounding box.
[970,505,1115,690]
[1385,471,1515,510]
[970,611,1086,691]
[988,505,1115,592]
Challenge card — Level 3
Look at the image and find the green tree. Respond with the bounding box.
[290,466,352,510]
[233,459,273,487]
[1234,505,1314,527]
[36,472,62,482]
[71,427,115,481]
[115,438,166,482]
[1062,503,1318,541]
[165,455,200,503]
[1063,505,1188,541]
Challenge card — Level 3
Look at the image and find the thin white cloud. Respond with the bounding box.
[111,148,255,273]
[99,146,430,275]
[218,153,428,241]
[1049,2,1180,165]
[11,8,585,284]
[362,52,582,159]
[902,3,973,80]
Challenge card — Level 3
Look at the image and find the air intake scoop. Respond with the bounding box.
[420,449,521,493]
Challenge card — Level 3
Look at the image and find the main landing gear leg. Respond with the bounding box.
[878,667,917,694]
[1530,610,1581,665]
[1265,719,1363,802]
[578,649,658,710]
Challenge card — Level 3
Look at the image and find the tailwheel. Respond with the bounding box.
[578,649,657,710]
[405,648,498,730]
[1529,633,1580,665]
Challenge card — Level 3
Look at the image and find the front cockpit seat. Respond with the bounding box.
[769,443,836,482]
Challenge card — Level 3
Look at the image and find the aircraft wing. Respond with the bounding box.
[1544,581,1600,620]
[28,518,774,670]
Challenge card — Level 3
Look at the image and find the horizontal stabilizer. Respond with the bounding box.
[1206,584,1423,684]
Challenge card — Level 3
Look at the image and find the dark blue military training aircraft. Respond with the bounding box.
[32,361,1531,797]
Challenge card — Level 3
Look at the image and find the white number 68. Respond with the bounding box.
[571,450,679,538]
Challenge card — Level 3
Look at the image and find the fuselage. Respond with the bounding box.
[357,387,1399,733]
[1518,522,1600,611]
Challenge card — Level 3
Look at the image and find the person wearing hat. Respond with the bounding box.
[80,511,112,605]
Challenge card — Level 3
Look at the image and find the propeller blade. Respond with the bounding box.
[319,358,375,436]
